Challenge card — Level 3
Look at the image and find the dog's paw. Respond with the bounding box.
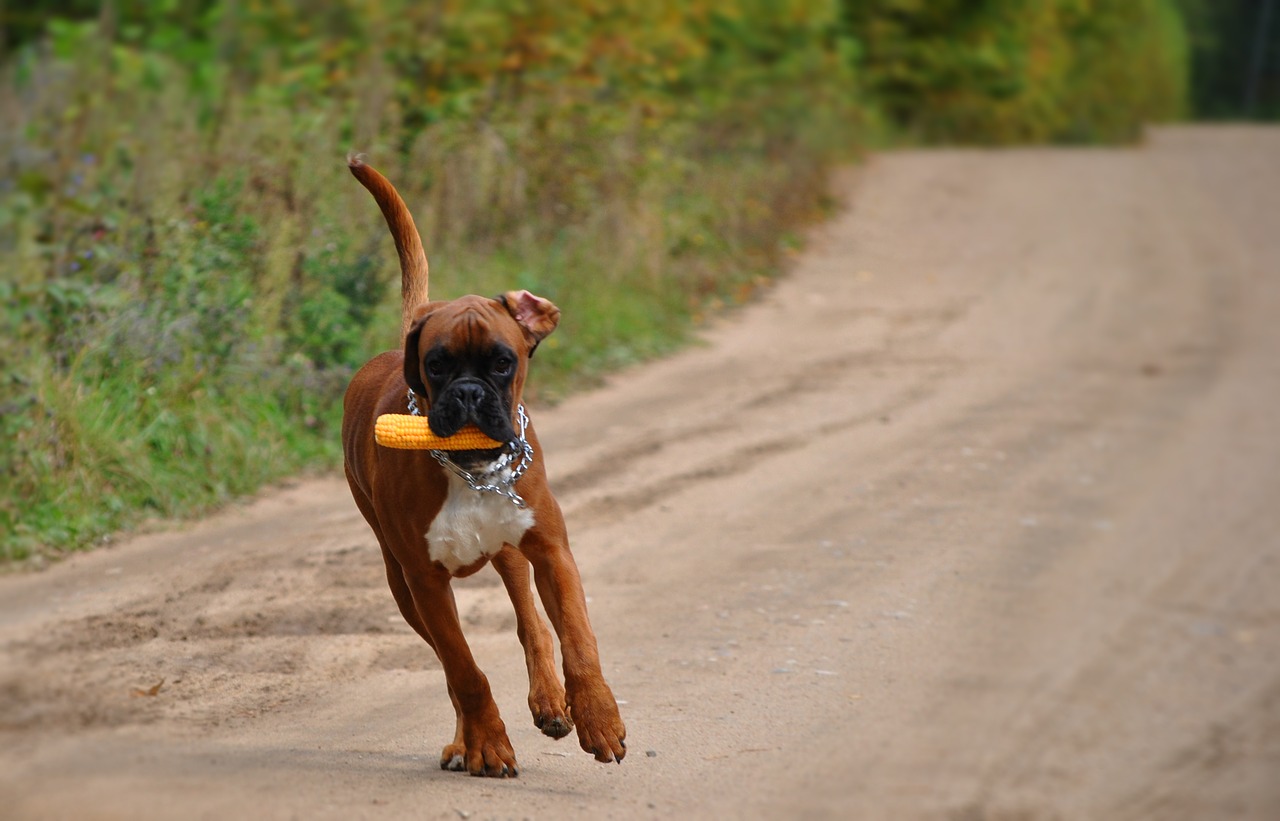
[536,712,573,740]
[461,722,520,778]
[442,740,518,777]
[439,743,466,772]
[568,687,627,764]
[465,742,519,778]
[530,690,573,740]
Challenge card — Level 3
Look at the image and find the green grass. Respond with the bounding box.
[0,5,862,564]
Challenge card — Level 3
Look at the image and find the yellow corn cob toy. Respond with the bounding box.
[374,414,504,451]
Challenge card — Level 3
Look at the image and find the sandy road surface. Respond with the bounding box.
[2,126,1279,820]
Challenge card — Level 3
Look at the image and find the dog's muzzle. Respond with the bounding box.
[429,377,516,444]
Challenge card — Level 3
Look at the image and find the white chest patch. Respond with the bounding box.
[425,471,534,573]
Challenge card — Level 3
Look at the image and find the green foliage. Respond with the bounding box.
[844,0,1188,143]
[0,0,1199,561]
[1,0,861,562]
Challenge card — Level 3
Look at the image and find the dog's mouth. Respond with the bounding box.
[428,379,517,444]
[425,398,534,504]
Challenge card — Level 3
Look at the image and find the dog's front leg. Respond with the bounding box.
[521,527,627,763]
[492,546,573,740]
[402,563,519,777]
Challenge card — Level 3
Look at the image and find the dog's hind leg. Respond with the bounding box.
[493,545,572,739]
[376,542,471,770]
[393,556,519,778]
[439,686,467,771]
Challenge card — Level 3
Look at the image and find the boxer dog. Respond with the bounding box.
[342,157,626,777]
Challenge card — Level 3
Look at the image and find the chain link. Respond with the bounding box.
[406,389,534,509]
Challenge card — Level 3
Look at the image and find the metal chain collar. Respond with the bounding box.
[406,388,534,509]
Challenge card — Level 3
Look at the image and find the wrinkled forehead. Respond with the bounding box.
[421,296,521,353]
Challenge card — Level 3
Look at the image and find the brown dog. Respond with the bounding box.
[342,158,626,777]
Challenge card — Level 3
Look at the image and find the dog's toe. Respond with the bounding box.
[468,744,519,778]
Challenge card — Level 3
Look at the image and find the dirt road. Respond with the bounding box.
[2,126,1278,820]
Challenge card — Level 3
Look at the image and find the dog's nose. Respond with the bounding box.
[456,382,486,412]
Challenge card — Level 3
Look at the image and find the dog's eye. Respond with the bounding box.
[491,357,514,377]
[425,360,447,379]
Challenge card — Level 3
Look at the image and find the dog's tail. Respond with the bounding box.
[348,154,429,339]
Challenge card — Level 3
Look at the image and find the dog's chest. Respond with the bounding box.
[425,474,534,573]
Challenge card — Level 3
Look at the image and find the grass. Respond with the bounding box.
[0,8,861,564]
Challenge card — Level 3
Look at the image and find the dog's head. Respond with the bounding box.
[403,291,559,456]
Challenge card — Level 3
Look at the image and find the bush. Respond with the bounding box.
[843,0,1187,143]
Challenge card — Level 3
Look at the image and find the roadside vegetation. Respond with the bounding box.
[0,0,1214,561]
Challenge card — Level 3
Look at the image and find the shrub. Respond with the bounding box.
[843,0,1187,143]
[0,1,861,561]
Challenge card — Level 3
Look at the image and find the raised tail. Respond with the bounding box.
[347,154,429,340]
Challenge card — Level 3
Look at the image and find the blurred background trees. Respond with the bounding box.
[845,0,1188,142]
[1177,0,1280,119]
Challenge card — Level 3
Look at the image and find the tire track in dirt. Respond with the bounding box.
[1,126,1278,820]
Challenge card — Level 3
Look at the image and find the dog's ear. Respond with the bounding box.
[498,290,560,354]
[402,305,432,398]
